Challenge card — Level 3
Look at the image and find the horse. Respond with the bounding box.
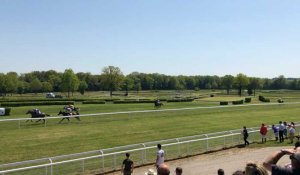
[26,110,50,123]
[154,100,163,108]
[58,107,80,123]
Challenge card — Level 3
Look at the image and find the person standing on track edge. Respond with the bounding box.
[156,144,165,170]
[121,153,134,175]
[243,126,250,146]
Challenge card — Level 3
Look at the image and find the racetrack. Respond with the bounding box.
[107,146,291,175]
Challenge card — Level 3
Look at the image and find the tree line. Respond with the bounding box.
[0,66,299,97]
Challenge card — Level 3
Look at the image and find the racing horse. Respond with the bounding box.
[154,100,163,108]
[26,110,50,123]
[58,107,80,123]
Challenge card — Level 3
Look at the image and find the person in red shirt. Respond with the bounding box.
[260,123,268,143]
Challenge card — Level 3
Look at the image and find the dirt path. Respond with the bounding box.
[107,147,292,175]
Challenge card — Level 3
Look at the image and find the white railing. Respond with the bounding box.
[1,124,298,175]
[0,102,298,128]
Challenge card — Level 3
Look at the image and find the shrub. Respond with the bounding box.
[167,98,194,102]
[114,100,154,104]
[210,94,214,97]
[245,98,251,103]
[0,101,75,107]
[277,99,284,103]
[258,96,270,103]
[82,100,105,104]
[220,101,228,105]
[4,108,11,115]
[232,100,244,105]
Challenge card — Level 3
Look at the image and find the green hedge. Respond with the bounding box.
[167,99,194,102]
[82,101,106,104]
[114,100,155,104]
[5,108,11,115]
[259,96,270,103]
[220,101,228,105]
[245,97,252,103]
[232,100,244,105]
[0,101,75,107]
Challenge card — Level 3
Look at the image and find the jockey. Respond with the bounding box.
[34,108,41,115]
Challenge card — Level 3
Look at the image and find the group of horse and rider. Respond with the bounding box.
[26,99,164,124]
[26,104,80,124]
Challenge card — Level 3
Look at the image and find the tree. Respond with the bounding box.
[78,81,88,95]
[121,77,134,95]
[234,73,249,96]
[42,82,53,92]
[248,77,262,96]
[100,66,124,97]
[221,75,235,95]
[61,69,79,97]
[30,78,42,93]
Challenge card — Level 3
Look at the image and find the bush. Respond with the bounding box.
[167,98,194,102]
[232,100,244,105]
[220,101,228,105]
[114,100,154,104]
[0,101,75,107]
[245,98,252,103]
[210,94,214,97]
[82,100,105,104]
[5,108,11,115]
[277,99,284,103]
[258,96,270,103]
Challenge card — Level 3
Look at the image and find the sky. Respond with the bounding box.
[0,0,300,78]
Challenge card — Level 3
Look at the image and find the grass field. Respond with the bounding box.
[1,90,300,165]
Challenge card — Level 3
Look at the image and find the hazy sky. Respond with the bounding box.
[0,1,299,78]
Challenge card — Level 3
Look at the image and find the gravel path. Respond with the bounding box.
[107,146,292,175]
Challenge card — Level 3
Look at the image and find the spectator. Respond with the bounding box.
[175,167,183,175]
[260,123,268,143]
[272,124,279,141]
[218,168,225,175]
[157,163,170,175]
[156,144,165,169]
[232,170,244,175]
[243,126,250,146]
[121,153,134,175]
[284,121,288,139]
[244,162,268,175]
[263,149,300,174]
[289,124,296,144]
[278,121,285,143]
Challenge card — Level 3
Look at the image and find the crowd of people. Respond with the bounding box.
[120,122,299,175]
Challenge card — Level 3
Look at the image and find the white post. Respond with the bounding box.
[99,150,104,173]
[48,158,53,175]
[141,144,146,164]
[82,159,85,174]
[205,134,209,151]
[176,138,180,156]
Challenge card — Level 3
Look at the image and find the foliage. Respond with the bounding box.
[61,69,80,97]
[232,100,244,105]
[78,81,88,95]
[234,73,249,96]
[0,101,74,107]
[258,95,270,102]
[220,101,228,105]
[4,107,11,115]
[101,66,124,97]
[245,97,252,103]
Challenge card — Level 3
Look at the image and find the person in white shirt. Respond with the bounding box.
[156,144,165,169]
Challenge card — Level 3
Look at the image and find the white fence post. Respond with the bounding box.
[48,158,53,175]
[176,138,180,156]
[205,134,209,151]
[82,159,84,174]
[141,144,146,164]
[99,150,104,173]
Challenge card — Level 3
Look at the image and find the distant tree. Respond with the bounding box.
[48,74,62,92]
[78,81,88,95]
[234,73,249,96]
[272,75,287,89]
[61,69,79,97]
[5,72,19,95]
[221,75,235,95]
[248,77,262,96]
[100,66,124,97]
[42,82,53,92]
[122,77,134,95]
[30,78,42,93]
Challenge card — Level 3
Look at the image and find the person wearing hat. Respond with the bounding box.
[263,148,300,174]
